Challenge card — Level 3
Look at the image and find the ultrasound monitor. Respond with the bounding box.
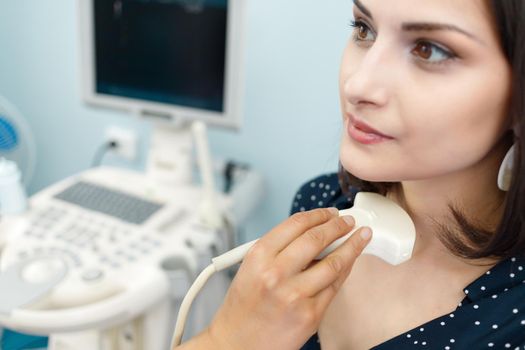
[79,0,245,129]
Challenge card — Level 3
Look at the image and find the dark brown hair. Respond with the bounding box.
[339,0,525,261]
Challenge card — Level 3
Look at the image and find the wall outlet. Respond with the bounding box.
[104,126,138,160]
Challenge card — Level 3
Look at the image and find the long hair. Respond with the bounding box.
[339,0,525,261]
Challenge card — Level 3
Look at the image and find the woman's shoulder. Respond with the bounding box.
[290,173,359,215]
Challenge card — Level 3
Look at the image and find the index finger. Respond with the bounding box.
[256,208,339,256]
[290,226,372,297]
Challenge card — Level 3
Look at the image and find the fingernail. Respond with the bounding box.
[360,227,372,240]
[328,207,339,215]
[342,215,354,225]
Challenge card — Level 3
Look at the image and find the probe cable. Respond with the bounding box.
[170,239,257,348]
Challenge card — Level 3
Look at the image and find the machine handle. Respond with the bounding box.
[0,268,169,335]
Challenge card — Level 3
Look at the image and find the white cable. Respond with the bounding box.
[170,264,217,348]
[170,239,259,348]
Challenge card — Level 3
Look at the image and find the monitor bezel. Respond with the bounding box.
[78,0,245,130]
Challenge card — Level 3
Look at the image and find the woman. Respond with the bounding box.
[176,0,525,348]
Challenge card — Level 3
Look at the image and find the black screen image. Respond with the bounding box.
[94,0,228,113]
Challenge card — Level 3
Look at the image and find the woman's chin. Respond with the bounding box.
[340,161,400,183]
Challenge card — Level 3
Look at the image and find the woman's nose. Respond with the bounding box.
[342,43,392,108]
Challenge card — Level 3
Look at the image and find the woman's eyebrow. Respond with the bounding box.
[402,22,485,45]
[353,0,372,19]
[352,0,485,46]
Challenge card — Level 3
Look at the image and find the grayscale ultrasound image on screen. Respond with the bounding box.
[94,0,228,113]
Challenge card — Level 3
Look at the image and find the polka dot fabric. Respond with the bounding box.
[293,174,525,349]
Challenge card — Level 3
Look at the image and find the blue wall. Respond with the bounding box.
[0,0,352,241]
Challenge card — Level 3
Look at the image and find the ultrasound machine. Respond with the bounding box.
[0,1,260,349]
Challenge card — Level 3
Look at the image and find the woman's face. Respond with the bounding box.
[339,0,512,183]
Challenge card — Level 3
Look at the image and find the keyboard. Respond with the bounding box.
[54,181,163,225]
[18,181,166,272]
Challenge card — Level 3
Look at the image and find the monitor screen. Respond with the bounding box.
[93,0,228,113]
[80,0,244,128]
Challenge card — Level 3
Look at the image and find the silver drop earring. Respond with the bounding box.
[497,143,516,191]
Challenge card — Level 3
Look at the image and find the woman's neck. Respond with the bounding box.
[386,137,509,266]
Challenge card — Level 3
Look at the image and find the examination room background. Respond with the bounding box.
[0,0,351,243]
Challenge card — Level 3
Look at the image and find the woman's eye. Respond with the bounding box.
[349,20,375,42]
[411,41,455,64]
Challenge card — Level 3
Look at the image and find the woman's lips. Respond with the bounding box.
[346,113,394,145]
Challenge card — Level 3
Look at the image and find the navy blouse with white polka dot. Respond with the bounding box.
[292,173,525,349]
